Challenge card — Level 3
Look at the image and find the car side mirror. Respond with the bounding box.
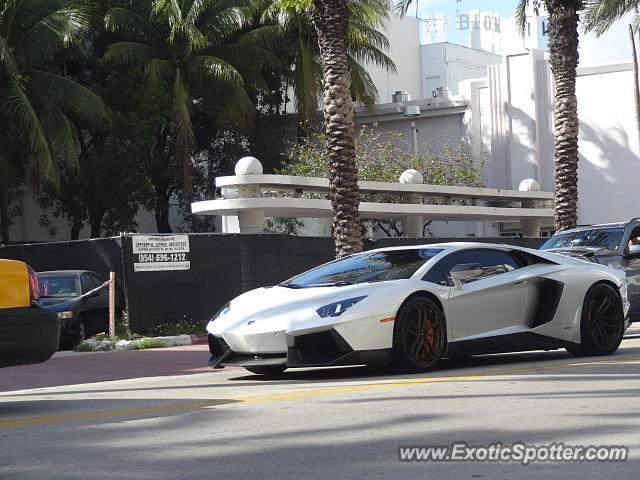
[450,263,484,290]
[625,244,640,258]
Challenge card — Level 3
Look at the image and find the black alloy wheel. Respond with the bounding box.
[567,283,624,356]
[393,296,447,372]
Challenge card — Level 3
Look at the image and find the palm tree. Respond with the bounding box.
[104,0,274,231]
[514,0,584,232]
[311,0,362,257]
[255,0,395,136]
[583,0,640,151]
[0,0,108,243]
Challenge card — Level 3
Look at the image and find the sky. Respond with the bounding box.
[402,0,633,67]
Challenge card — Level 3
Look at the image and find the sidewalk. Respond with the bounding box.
[625,322,640,338]
[0,344,237,393]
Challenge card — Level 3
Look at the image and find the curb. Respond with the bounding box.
[79,333,208,352]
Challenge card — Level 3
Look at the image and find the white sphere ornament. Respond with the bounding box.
[519,178,540,191]
[235,156,263,175]
[399,169,424,184]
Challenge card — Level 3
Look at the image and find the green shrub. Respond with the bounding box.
[133,338,165,350]
[116,310,130,340]
[74,342,92,352]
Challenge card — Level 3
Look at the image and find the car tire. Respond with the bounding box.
[566,283,625,356]
[244,366,287,375]
[72,315,87,346]
[393,296,447,373]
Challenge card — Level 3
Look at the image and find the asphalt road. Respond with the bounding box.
[1,336,639,480]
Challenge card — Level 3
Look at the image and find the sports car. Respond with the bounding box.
[206,242,629,375]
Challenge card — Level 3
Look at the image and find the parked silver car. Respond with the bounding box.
[540,217,640,322]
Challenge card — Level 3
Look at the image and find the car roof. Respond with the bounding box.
[36,270,96,275]
[366,242,524,253]
[553,222,628,234]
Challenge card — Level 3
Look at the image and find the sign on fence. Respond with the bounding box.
[132,235,191,272]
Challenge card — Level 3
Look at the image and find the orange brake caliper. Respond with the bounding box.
[418,316,435,360]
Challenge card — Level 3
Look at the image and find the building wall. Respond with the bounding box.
[576,63,640,224]
[420,42,501,97]
[463,50,639,229]
[363,10,423,103]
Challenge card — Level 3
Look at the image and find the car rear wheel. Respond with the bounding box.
[393,296,447,372]
[245,366,287,375]
[566,283,624,356]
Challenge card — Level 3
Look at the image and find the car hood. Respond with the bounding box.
[543,247,616,263]
[219,281,406,320]
[39,297,79,311]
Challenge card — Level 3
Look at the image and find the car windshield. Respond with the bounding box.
[540,227,625,252]
[37,275,79,298]
[280,248,443,287]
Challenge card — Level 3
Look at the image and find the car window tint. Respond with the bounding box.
[422,264,449,286]
[82,274,99,292]
[423,249,520,286]
[38,275,80,297]
[281,248,444,287]
[494,251,522,269]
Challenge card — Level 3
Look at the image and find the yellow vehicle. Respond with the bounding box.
[0,259,59,368]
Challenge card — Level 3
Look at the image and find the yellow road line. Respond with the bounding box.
[1,354,639,429]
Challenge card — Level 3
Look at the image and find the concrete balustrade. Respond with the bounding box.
[193,157,554,237]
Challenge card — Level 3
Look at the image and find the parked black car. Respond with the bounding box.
[36,270,119,347]
[540,217,640,322]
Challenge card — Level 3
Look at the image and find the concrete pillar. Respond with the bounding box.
[400,169,424,238]
[519,178,541,237]
[235,156,264,234]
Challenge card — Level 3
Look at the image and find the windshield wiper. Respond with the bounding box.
[311,281,356,287]
[279,283,305,289]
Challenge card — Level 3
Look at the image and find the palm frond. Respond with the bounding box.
[515,0,543,36]
[40,103,80,169]
[27,71,109,129]
[0,34,17,73]
[188,55,245,85]
[583,0,638,35]
[3,80,55,186]
[200,7,250,43]
[104,42,163,67]
[172,68,194,194]
[145,58,174,86]
[11,1,93,69]
[293,38,322,132]
[105,7,159,45]
[349,58,378,111]
[349,0,389,29]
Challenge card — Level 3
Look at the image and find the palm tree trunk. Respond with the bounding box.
[630,24,640,153]
[312,0,363,258]
[548,0,583,232]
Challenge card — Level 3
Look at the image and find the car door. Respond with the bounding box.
[432,249,530,340]
[619,225,640,320]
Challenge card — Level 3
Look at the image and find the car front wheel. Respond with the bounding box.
[393,296,447,373]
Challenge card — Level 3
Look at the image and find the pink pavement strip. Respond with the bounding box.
[0,344,239,393]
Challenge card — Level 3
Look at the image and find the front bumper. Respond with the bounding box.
[208,330,392,369]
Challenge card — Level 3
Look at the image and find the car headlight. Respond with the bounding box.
[58,311,74,320]
[316,296,367,318]
[211,302,231,321]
